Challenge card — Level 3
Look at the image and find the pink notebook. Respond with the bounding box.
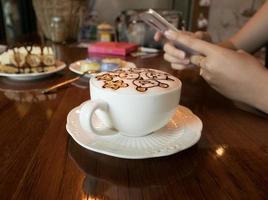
[88,42,138,56]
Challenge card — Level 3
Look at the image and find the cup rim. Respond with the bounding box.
[90,77,181,97]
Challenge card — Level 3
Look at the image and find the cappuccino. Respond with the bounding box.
[79,68,182,137]
[92,68,180,94]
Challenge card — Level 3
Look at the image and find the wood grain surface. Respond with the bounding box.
[0,45,267,200]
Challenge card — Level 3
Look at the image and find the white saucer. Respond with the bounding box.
[66,101,202,159]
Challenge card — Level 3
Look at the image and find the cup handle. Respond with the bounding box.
[79,100,115,136]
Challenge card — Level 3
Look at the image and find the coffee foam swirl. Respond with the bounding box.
[92,68,181,94]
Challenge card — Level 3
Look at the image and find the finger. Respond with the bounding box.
[199,68,204,76]
[171,63,188,70]
[163,43,186,59]
[181,31,195,37]
[199,68,213,83]
[194,31,204,39]
[164,53,190,65]
[194,31,211,42]
[199,68,210,76]
[154,32,162,41]
[164,30,221,56]
[190,55,208,69]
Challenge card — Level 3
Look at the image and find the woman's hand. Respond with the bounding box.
[164,30,268,113]
[154,31,211,70]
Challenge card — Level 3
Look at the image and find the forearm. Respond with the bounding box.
[218,40,237,50]
[224,1,268,53]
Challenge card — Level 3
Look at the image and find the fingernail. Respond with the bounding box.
[164,30,175,40]
[178,51,186,59]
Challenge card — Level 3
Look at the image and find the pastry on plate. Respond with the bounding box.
[0,46,57,74]
[79,60,101,72]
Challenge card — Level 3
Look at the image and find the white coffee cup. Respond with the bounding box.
[79,68,181,137]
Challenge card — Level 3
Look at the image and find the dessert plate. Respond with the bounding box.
[0,45,6,54]
[69,59,136,78]
[0,60,66,81]
[66,101,202,159]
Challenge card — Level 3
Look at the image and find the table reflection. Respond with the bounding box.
[68,138,200,199]
[0,67,89,102]
[1,89,57,102]
[215,145,228,158]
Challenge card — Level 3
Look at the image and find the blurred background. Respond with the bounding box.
[0,0,266,45]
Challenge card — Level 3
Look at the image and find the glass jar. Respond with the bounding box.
[97,23,114,42]
[127,15,146,46]
[50,16,66,43]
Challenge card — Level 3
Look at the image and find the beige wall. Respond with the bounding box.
[208,0,265,42]
[94,0,267,43]
[95,0,172,24]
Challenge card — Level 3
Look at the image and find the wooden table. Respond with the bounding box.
[0,46,267,200]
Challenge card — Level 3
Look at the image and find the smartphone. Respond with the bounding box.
[139,9,200,56]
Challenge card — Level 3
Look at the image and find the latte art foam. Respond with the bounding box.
[92,68,181,95]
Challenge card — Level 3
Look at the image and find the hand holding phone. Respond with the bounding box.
[139,9,200,56]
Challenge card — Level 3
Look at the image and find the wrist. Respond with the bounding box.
[218,40,237,50]
[250,69,268,114]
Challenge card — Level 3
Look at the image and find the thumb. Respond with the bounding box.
[190,55,208,69]
[164,30,220,56]
[194,31,212,42]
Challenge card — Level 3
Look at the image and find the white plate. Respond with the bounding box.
[66,101,202,159]
[69,60,136,78]
[0,61,66,81]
